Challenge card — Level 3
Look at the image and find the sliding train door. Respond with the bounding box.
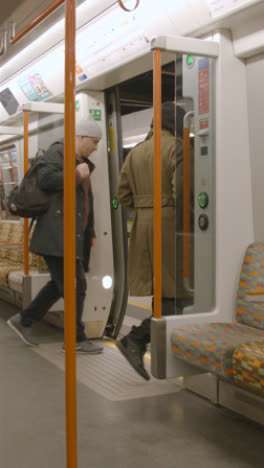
[104,88,128,338]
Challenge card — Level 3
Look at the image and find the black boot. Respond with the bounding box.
[116,336,150,381]
[162,297,176,316]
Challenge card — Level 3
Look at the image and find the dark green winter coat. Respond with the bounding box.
[30,141,95,271]
[117,129,193,298]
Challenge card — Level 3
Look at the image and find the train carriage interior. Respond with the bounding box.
[1,0,264,467]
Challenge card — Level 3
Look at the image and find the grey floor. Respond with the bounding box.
[0,300,263,468]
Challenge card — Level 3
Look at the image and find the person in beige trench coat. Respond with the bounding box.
[116,102,193,380]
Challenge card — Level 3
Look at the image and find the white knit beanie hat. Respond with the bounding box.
[76,116,102,139]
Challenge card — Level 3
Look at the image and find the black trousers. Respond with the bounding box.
[21,255,87,342]
[128,297,192,346]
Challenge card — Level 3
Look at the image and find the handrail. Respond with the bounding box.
[64,0,77,466]
[15,0,77,465]
[153,49,162,320]
[23,111,29,276]
[11,0,64,44]
[11,0,140,45]
[0,31,7,56]
[118,0,140,11]
[8,22,16,43]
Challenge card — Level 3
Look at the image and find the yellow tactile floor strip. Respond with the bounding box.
[128,299,152,311]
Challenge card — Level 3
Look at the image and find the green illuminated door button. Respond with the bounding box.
[198,192,209,209]
[112,197,118,209]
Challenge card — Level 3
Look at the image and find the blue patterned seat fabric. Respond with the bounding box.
[171,242,264,379]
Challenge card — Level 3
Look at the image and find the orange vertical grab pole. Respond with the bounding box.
[153,49,162,320]
[64,0,77,467]
[23,111,29,276]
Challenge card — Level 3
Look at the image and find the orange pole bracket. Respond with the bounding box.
[12,0,64,44]
[153,49,162,320]
[64,0,77,467]
[23,111,29,276]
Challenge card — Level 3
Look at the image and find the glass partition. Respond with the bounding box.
[172,53,216,314]
[151,53,216,316]
[0,147,18,220]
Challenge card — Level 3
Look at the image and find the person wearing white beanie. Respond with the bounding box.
[7,116,104,354]
[76,116,102,139]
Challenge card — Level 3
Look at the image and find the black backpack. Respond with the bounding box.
[7,156,51,218]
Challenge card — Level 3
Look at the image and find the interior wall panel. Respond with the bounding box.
[246,53,264,240]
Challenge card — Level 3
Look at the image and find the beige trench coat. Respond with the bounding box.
[117,129,193,298]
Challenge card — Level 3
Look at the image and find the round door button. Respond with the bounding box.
[198,214,209,231]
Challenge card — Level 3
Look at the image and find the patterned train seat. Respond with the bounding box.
[233,341,264,396]
[171,242,264,381]
[8,222,24,246]
[0,262,22,287]
[0,221,48,293]
[8,256,48,294]
[0,222,15,244]
[171,323,264,380]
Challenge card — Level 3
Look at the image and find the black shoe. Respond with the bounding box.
[7,313,38,347]
[116,336,150,381]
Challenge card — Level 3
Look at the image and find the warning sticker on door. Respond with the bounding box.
[198,58,210,116]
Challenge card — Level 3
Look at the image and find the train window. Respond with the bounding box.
[173,53,216,314]
[0,147,19,220]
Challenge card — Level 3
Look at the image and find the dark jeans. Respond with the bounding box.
[21,255,87,342]
[128,297,192,346]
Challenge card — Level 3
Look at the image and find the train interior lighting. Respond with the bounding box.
[102,275,113,289]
